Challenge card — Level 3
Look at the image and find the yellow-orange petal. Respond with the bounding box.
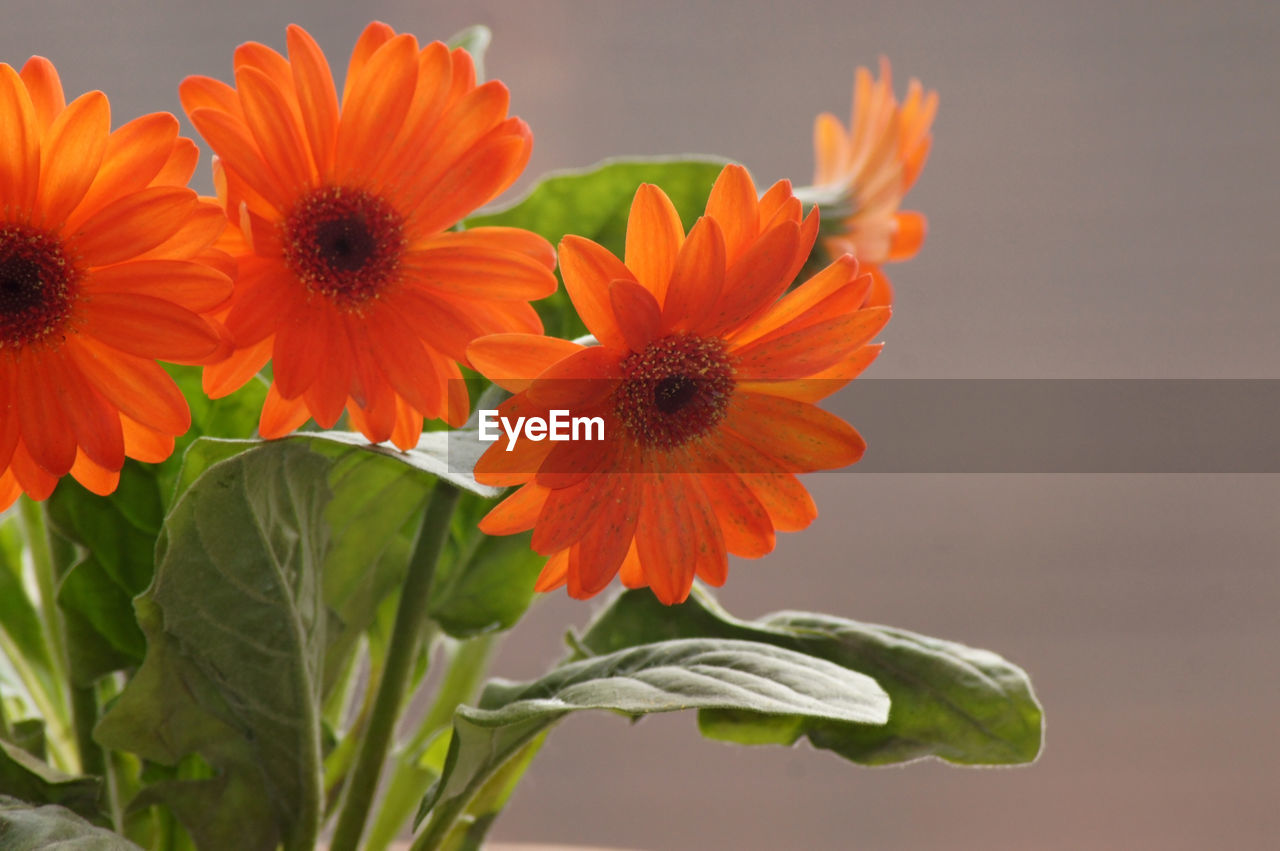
[468,333,584,394]
[661,215,726,334]
[533,549,570,593]
[634,475,698,605]
[0,64,41,213]
[64,337,190,435]
[235,65,312,190]
[479,481,550,536]
[121,416,175,464]
[405,244,556,300]
[19,56,65,133]
[724,393,866,473]
[67,113,179,230]
[409,129,531,236]
[557,234,636,350]
[286,25,339,175]
[74,186,198,266]
[0,468,22,513]
[259,382,311,438]
[526,346,620,410]
[202,337,271,398]
[14,357,77,475]
[79,293,223,363]
[624,183,684,303]
[335,34,418,181]
[703,164,759,266]
[888,210,926,260]
[609,279,662,352]
[38,90,109,227]
[732,306,891,380]
[85,260,233,313]
[69,451,120,496]
[702,220,799,335]
[343,21,397,104]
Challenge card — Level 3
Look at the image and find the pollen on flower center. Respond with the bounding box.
[282,186,404,307]
[0,225,78,349]
[614,334,735,449]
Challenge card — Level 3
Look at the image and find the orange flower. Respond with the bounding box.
[183,22,556,448]
[0,58,232,511]
[468,165,889,605]
[804,58,936,304]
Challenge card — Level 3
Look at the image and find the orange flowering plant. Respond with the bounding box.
[0,23,1040,851]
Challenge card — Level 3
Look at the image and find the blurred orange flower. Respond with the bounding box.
[469,165,888,605]
[805,58,936,305]
[0,58,232,510]
[183,22,556,448]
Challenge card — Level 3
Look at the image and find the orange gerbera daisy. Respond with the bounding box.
[468,165,889,605]
[0,57,232,511]
[182,22,556,448]
[802,58,936,304]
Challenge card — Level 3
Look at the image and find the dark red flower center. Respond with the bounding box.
[282,186,404,308]
[0,225,78,349]
[614,334,735,449]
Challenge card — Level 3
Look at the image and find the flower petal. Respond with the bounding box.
[0,64,41,214]
[661,215,725,334]
[37,91,109,228]
[723,393,865,473]
[624,183,684,302]
[74,187,198,266]
[467,333,583,393]
[557,234,635,350]
[79,293,223,363]
[84,259,233,312]
[703,164,759,266]
[64,336,191,435]
[609,279,661,352]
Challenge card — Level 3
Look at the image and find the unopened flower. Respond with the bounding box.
[183,22,556,448]
[469,165,888,604]
[0,58,232,510]
[801,58,936,304]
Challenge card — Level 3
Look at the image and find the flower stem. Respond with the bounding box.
[363,633,498,851]
[328,481,462,851]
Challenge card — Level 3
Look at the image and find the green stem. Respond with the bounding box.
[328,481,461,851]
[18,498,68,685]
[16,497,77,771]
[364,634,498,851]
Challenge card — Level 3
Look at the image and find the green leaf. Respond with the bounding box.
[41,369,267,686]
[0,517,64,729]
[464,157,728,339]
[96,443,333,851]
[579,588,1044,766]
[446,25,491,83]
[46,463,162,684]
[428,494,543,639]
[416,638,887,840]
[0,741,100,821]
[0,795,141,850]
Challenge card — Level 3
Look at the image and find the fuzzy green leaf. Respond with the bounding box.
[416,638,887,839]
[579,588,1044,766]
[0,795,140,850]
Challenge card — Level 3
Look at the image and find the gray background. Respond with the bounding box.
[4,1,1277,848]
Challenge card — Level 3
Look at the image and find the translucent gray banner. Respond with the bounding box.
[827,380,1278,473]
[450,380,1279,474]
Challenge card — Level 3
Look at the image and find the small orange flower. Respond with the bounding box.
[183,22,556,448]
[468,165,889,605]
[0,57,232,511]
[805,58,936,304]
